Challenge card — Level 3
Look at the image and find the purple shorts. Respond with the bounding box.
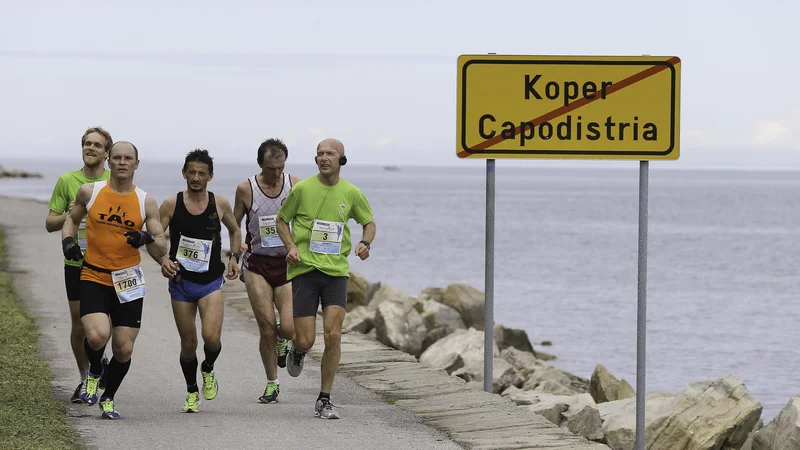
[168,276,224,303]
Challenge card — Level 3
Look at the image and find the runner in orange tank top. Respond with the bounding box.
[61,141,167,420]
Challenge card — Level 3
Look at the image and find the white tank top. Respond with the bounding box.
[245,173,293,257]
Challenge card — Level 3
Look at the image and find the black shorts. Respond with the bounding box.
[291,269,348,317]
[64,264,82,301]
[80,279,143,328]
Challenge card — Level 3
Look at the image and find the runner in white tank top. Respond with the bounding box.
[232,138,302,404]
[244,172,293,258]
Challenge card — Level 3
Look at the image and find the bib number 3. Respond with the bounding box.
[309,219,344,255]
[112,265,146,303]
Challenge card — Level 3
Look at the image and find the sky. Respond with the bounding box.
[0,0,798,170]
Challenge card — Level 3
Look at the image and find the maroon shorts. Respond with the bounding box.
[243,253,289,287]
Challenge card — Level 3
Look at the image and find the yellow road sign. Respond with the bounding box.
[456,55,681,160]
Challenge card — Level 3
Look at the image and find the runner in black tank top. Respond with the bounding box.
[169,191,224,283]
[159,149,243,413]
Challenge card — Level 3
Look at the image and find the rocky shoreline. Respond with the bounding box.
[344,272,800,450]
[0,165,42,179]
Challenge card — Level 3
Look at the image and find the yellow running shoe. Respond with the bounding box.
[182,391,200,413]
[81,372,101,405]
[99,397,121,419]
[201,370,218,400]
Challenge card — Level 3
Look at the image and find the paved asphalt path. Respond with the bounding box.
[2,197,462,450]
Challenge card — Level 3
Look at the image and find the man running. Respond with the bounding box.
[158,149,241,413]
[233,138,301,403]
[61,141,167,419]
[276,138,376,419]
[45,126,112,402]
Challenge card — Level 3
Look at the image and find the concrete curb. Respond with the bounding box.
[223,283,611,450]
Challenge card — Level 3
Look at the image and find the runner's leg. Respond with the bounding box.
[243,268,281,402]
[198,285,223,401]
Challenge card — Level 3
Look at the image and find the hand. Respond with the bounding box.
[160,257,179,279]
[355,242,370,260]
[62,237,83,261]
[239,242,248,253]
[67,200,75,214]
[226,258,240,280]
[124,230,155,248]
[286,247,301,265]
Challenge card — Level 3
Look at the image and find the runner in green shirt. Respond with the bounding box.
[276,137,376,420]
[45,126,113,403]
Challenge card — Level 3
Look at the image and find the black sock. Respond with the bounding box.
[318,392,330,402]
[201,343,222,373]
[180,355,198,393]
[84,338,107,376]
[100,357,131,400]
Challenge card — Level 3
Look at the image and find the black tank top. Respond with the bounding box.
[168,191,224,283]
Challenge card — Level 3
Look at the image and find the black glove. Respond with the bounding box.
[124,230,155,249]
[62,237,83,261]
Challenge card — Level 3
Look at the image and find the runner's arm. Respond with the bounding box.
[61,184,90,240]
[217,195,242,260]
[46,208,70,232]
[157,195,176,264]
[360,219,376,245]
[45,177,69,232]
[143,194,168,263]
[232,181,250,251]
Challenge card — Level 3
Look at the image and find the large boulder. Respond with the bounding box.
[589,364,635,404]
[419,328,499,379]
[373,298,428,357]
[503,389,604,441]
[420,299,465,330]
[493,323,535,354]
[346,272,377,309]
[440,284,485,330]
[645,374,762,450]
[598,392,679,450]
[368,283,414,310]
[752,397,800,450]
[341,305,375,334]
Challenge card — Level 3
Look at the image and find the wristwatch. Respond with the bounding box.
[359,240,371,250]
[229,252,241,263]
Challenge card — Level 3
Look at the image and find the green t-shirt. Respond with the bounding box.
[277,175,374,280]
[48,168,111,267]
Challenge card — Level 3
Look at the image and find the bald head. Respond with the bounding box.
[109,141,139,160]
[317,138,344,157]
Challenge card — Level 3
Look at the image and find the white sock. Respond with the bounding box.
[269,378,279,385]
[80,370,88,384]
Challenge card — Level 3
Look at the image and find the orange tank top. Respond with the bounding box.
[80,181,147,286]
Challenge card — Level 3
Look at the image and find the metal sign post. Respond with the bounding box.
[483,157,495,393]
[635,160,649,449]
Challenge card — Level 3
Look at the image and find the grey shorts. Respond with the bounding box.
[291,269,348,317]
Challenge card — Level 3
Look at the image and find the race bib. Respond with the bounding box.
[309,219,344,255]
[77,219,88,251]
[259,215,283,248]
[176,235,213,273]
[112,265,146,303]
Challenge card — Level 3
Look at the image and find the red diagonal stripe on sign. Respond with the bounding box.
[457,56,680,157]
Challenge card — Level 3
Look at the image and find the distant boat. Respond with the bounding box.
[383,165,400,172]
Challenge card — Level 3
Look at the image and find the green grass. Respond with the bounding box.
[0,229,81,449]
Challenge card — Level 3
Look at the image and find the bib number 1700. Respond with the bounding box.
[116,278,138,291]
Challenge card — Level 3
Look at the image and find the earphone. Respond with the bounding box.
[315,154,347,166]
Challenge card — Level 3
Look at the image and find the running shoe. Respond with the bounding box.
[315,398,340,419]
[286,341,305,377]
[99,397,121,419]
[259,382,280,403]
[182,391,200,413]
[81,370,102,405]
[277,337,289,368]
[201,369,218,400]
